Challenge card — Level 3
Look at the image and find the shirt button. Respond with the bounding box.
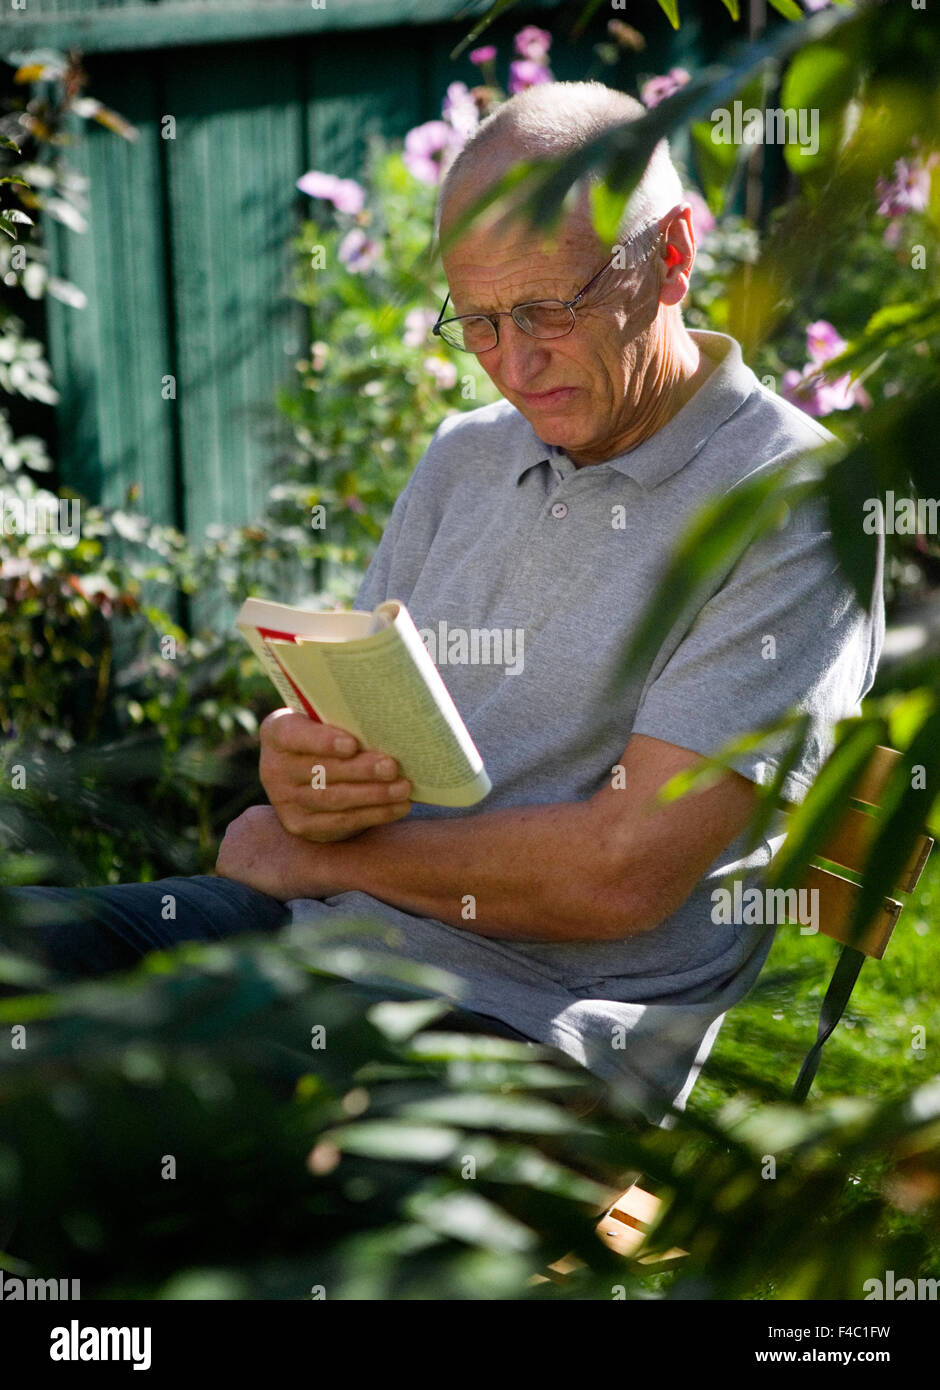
[550,502,568,519]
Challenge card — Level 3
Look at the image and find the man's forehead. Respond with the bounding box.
[441,200,605,284]
[440,151,599,247]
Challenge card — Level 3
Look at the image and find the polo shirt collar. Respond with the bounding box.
[514,331,757,489]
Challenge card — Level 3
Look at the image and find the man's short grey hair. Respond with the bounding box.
[436,80,685,249]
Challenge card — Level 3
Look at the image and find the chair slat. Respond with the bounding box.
[596,1184,686,1262]
[901,835,935,895]
[798,865,901,959]
[849,744,901,808]
[818,807,933,893]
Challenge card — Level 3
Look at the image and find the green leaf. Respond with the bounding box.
[691,118,741,213]
[399,1093,578,1134]
[768,719,887,892]
[824,299,940,381]
[327,1121,462,1162]
[823,444,882,615]
[849,704,940,946]
[570,0,608,40]
[656,0,681,29]
[781,43,857,173]
[767,0,804,19]
[449,0,523,60]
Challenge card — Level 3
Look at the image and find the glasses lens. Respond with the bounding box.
[439,317,497,353]
[513,302,576,339]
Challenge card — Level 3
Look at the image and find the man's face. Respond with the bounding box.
[440,201,665,464]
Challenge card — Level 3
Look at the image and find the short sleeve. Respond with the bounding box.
[631,504,884,805]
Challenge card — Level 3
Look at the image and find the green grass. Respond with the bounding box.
[694,849,939,1114]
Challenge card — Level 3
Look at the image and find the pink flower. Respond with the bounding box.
[508,59,554,95]
[782,321,870,417]
[403,307,437,348]
[330,179,366,215]
[876,157,933,218]
[297,170,337,200]
[640,68,691,109]
[782,369,845,417]
[806,319,847,365]
[513,26,552,62]
[403,120,457,186]
[338,228,379,274]
[424,357,458,389]
[685,189,715,241]
[469,45,497,66]
[442,81,479,140]
[297,170,365,215]
[882,219,903,248]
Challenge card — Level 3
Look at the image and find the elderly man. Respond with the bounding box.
[4,83,882,1121]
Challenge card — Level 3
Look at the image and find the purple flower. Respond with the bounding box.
[876,157,932,219]
[297,170,338,200]
[782,368,863,417]
[806,319,847,365]
[403,307,437,348]
[508,59,554,96]
[802,0,832,10]
[685,189,715,241]
[338,228,379,274]
[424,357,458,389]
[782,321,870,417]
[442,81,479,140]
[882,219,903,249]
[469,45,497,66]
[331,179,366,215]
[513,26,552,62]
[403,120,457,186]
[297,170,365,215]
[640,67,691,109]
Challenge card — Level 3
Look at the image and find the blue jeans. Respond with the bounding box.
[0,875,290,981]
[0,875,531,1040]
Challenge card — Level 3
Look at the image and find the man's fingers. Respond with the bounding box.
[284,750,403,788]
[279,801,413,842]
[288,776,412,812]
[260,708,361,758]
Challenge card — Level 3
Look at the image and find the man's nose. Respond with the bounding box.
[491,318,553,391]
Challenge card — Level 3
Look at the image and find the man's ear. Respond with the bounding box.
[658,203,695,307]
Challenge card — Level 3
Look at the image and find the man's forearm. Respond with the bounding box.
[303,799,649,942]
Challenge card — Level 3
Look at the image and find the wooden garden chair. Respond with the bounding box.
[590,743,935,1263]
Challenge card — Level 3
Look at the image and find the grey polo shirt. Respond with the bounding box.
[288,329,883,1120]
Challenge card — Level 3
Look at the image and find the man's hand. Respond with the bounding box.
[259,708,413,843]
[215,804,339,901]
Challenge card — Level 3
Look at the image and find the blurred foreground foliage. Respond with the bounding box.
[1,917,938,1299]
[0,0,938,1298]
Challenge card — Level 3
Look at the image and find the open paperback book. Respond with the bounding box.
[236,596,491,808]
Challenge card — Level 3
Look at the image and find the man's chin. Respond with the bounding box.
[515,404,586,450]
[528,419,588,454]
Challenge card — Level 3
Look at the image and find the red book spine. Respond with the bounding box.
[256,626,322,722]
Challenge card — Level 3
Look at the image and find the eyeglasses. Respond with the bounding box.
[431,225,664,355]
